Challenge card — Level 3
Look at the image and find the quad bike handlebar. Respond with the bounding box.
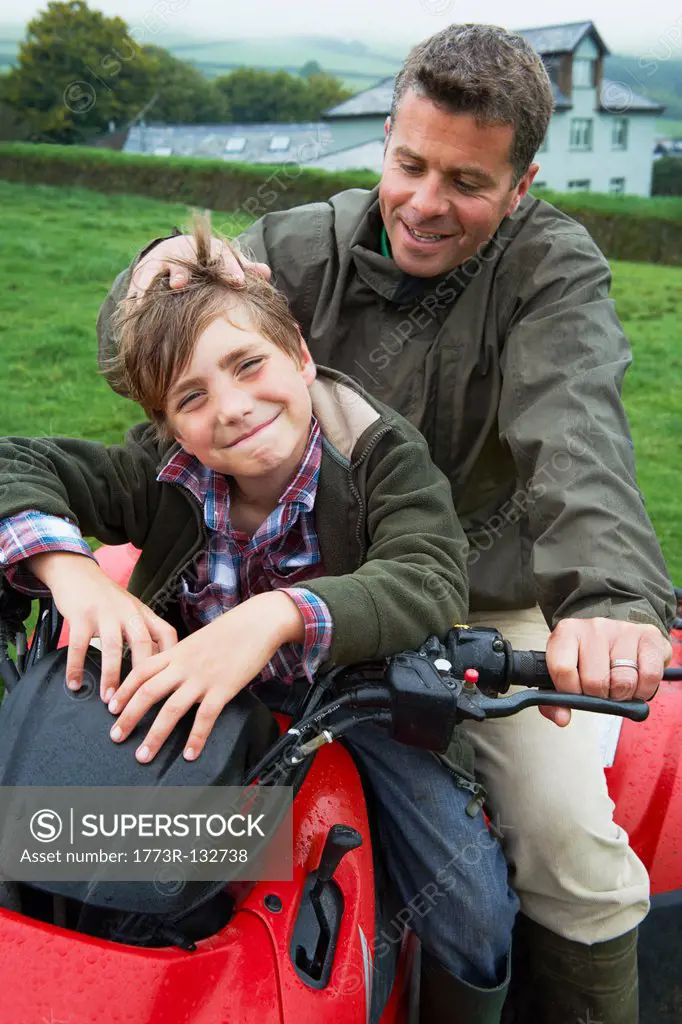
[246,624,682,785]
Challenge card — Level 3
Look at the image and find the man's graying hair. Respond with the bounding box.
[390,24,555,185]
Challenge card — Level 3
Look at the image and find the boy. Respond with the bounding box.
[0,218,517,1019]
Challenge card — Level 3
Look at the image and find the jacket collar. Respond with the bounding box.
[309,368,382,463]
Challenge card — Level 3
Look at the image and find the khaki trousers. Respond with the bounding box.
[462,606,650,944]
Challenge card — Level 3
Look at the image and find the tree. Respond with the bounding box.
[3,0,159,143]
[0,87,32,142]
[305,72,352,116]
[142,46,229,124]
[300,60,323,78]
[214,68,351,123]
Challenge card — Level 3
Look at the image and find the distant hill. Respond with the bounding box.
[0,22,21,73]
[165,35,404,90]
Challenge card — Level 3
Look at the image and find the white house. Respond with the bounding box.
[310,21,664,197]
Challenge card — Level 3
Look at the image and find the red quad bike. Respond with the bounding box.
[0,545,679,1024]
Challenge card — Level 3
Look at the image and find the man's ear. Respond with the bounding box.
[505,163,539,218]
[384,116,391,139]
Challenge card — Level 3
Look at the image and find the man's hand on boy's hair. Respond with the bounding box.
[107,591,305,764]
[27,552,178,700]
[128,234,271,300]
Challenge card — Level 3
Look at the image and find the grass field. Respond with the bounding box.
[1,178,680,583]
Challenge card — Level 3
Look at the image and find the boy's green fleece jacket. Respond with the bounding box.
[0,367,469,667]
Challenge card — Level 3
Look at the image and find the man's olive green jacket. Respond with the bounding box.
[0,369,468,666]
[98,189,675,633]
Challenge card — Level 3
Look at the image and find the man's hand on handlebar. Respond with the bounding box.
[127,235,272,299]
[544,617,671,726]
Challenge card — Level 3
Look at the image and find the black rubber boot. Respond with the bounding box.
[502,913,639,1024]
[419,948,510,1024]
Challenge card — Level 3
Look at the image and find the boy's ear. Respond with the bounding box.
[297,333,317,387]
[173,434,197,457]
[164,416,193,454]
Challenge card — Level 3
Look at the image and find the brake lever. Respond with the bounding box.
[474,688,649,722]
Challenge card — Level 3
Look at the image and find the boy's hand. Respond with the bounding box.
[128,235,271,298]
[108,591,304,763]
[28,552,178,700]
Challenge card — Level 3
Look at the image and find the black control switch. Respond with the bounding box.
[311,824,362,896]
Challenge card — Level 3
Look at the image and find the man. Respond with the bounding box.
[98,23,675,1024]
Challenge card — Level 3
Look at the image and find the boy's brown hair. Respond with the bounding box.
[110,213,304,438]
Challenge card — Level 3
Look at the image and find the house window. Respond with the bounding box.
[225,136,246,153]
[572,58,593,87]
[611,118,629,150]
[533,181,548,190]
[567,179,591,191]
[269,135,290,152]
[609,177,626,194]
[569,119,593,150]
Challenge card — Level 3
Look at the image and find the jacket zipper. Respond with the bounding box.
[146,480,207,613]
[349,425,393,555]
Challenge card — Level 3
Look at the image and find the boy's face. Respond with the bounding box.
[165,304,317,483]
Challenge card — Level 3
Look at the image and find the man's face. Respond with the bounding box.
[379,90,538,277]
[165,304,316,483]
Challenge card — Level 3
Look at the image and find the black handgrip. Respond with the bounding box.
[511,649,555,689]
[513,651,682,688]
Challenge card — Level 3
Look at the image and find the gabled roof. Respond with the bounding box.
[516,21,609,56]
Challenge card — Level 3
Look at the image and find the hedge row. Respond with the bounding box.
[2,142,682,266]
[0,141,380,217]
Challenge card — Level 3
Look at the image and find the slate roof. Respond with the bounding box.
[123,122,334,163]
[600,79,665,113]
[516,21,609,56]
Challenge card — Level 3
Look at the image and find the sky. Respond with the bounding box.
[1,0,682,56]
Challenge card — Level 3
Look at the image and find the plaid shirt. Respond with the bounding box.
[0,418,333,684]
